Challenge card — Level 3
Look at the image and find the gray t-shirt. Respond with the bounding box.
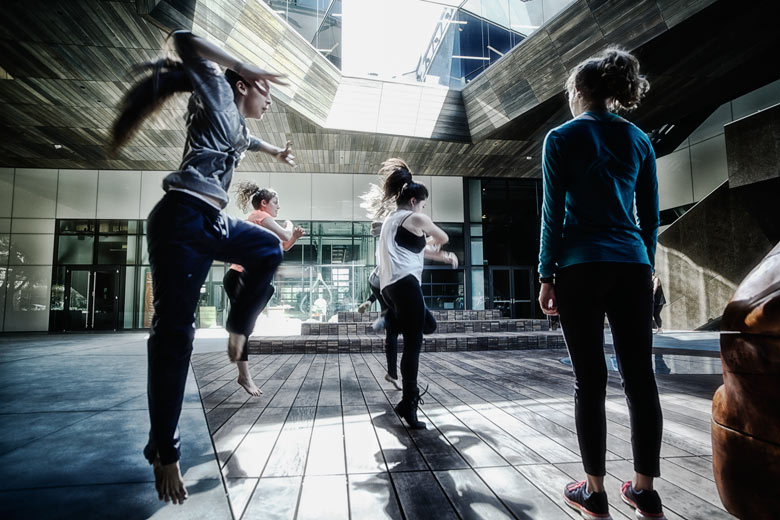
[162,32,264,208]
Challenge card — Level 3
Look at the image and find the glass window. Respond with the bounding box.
[57,235,94,265]
[4,265,52,331]
[422,268,464,309]
[470,267,485,310]
[426,223,464,265]
[9,234,55,265]
[59,220,95,234]
[123,266,135,328]
[0,234,8,265]
[97,235,132,265]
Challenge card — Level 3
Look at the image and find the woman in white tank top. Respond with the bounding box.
[365,158,458,429]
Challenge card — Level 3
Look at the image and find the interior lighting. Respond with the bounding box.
[525,156,533,160]
[511,24,539,30]
[54,144,62,149]
[453,55,490,60]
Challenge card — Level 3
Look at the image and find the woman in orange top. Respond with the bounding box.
[224,181,305,395]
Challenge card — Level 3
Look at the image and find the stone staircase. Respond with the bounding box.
[247,309,565,355]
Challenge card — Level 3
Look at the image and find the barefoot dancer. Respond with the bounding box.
[224,182,305,396]
[369,159,458,429]
[110,31,295,504]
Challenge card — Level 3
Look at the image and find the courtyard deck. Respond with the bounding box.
[0,332,732,519]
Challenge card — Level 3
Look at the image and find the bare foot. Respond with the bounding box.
[153,457,188,505]
[238,376,263,396]
[227,332,246,363]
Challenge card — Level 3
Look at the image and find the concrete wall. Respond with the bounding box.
[655,100,780,330]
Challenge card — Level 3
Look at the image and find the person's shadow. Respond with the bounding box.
[355,407,537,519]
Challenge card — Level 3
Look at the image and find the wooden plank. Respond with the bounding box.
[242,475,301,520]
[223,406,290,478]
[343,404,387,474]
[434,468,515,519]
[391,470,458,520]
[297,475,349,520]
[420,402,508,468]
[367,401,429,472]
[477,466,572,520]
[305,405,346,476]
[348,473,404,520]
[262,406,316,477]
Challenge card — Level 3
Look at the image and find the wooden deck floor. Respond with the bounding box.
[192,349,732,520]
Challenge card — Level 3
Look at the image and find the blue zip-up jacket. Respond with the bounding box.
[538,111,659,278]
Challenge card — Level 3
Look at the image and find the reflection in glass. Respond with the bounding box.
[5,265,51,331]
[97,235,131,264]
[422,268,464,310]
[58,235,94,265]
[418,0,575,87]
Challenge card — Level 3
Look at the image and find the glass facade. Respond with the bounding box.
[47,218,467,330]
[264,0,343,69]
[417,0,575,87]
[466,177,543,318]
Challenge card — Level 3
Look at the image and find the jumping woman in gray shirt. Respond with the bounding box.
[110,31,295,505]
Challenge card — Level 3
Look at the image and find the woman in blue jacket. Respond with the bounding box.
[538,48,666,520]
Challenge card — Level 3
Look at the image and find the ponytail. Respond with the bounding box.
[109,31,250,156]
[360,158,428,219]
[109,58,193,156]
[233,181,277,212]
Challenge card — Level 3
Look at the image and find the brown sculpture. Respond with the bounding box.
[712,242,780,520]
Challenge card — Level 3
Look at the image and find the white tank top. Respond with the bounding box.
[378,210,425,290]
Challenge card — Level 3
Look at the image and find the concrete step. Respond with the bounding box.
[301,319,550,336]
[338,309,503,322]
[247,331,566,355]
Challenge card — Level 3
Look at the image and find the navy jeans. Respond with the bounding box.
[143,191,282,465]
[556,262,663,477]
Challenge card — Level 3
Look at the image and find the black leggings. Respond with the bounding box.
[556,262,663,477]
[652,305,663,328]
[370,284,399,378]
[223,269,275,361]
[381,275,437,396]
[371,282,436,379]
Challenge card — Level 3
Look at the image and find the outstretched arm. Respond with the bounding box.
[249,138,296,167]
[172,31,287,88]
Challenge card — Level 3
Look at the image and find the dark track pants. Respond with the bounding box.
[144,191,282,465]
[555,262,663,477]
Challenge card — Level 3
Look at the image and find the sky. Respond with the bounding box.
[341,0,446,80]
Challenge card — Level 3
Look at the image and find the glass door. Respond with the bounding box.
[488,266,535,319]
[92,268,120,330]
[64,268,91,331]
[63,267,120,330]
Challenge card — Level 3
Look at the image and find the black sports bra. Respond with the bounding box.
[395,225,426,253]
